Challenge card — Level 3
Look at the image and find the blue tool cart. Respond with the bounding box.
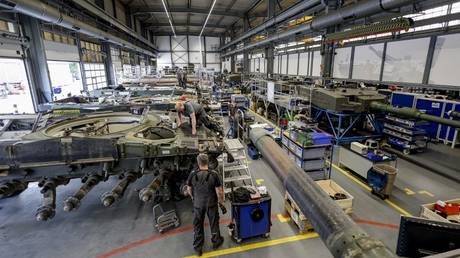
[367,164,398,199]
[228,196,271,242]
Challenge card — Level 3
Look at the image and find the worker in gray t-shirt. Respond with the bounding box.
[176,101,208,135]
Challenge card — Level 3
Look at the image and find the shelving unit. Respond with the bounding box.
[383,114,428,154]
[281,130,332,180]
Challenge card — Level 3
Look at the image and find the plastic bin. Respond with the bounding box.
[367,164,397,199]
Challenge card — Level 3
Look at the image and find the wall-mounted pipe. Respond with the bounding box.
[70,0,157,52]
[249,128,396,258]
[0,0,156,56]
[222,0,423,57]
[220,0,325,51]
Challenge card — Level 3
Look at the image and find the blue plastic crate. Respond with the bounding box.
[310,132,332,145]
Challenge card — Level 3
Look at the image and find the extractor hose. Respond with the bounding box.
[249,128,396,258]
[370,102,460,128]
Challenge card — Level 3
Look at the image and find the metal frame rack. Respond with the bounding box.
[312,106,382,145]
[251,79,311,125]
[383,114,428,155]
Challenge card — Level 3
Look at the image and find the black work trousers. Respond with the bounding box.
[192,204,221,250]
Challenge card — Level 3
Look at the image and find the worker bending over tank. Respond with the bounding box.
[176,101,223,136]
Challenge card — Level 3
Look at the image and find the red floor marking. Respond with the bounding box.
[96,216,399,258]
[352,218,399,231]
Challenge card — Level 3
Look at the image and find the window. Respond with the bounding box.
[43,31,76,45]
[0,19,16,33]
[81,41,104,63]
[84,63,107,90]
[0,58,34,114]
[48,61,84,100]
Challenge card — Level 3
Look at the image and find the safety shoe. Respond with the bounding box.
[212,236,224,249]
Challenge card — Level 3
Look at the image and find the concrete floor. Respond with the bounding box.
[0,138,459,258]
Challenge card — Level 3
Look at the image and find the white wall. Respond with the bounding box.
[312,51,321,77]
[429,33,460,86]
[383,38,430,83]
[288,53,298,75]
[352,43,384,81]
[333,47,351,79]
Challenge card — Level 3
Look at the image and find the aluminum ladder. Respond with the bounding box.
[221,139,254,196]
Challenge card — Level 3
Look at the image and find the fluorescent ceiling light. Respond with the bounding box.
[199,0,217,37]
[161,0,176,37]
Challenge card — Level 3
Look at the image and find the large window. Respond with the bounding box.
[84,63,107,90]
[0,58,34,114]
[81,41,107,90]
[48,61,83,100]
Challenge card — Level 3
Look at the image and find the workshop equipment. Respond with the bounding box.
[153,201,180,233]
[420,198,460,224]
[367,164,397,199]
[221,139,254,195]
[229,195,271,242]
[351,142,368,155]
[338,146,396,179]
[250,128,396,258]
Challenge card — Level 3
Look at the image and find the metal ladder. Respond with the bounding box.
[221,139,254,196]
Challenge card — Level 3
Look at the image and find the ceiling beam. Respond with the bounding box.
[133,7,266,17]
[146,22,228,29]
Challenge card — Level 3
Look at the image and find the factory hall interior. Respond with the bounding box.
[2,0,460,258]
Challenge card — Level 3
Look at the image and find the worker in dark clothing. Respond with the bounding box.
[187,154,226,256]
[176,101,223,136]
[176,68,187,89]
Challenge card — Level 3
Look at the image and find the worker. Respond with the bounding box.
[176,68,187,89]
[187,154,226,256]
[176,101,209,135]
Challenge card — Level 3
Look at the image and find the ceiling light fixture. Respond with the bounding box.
[161,0,176,37]
[199,0,217,37]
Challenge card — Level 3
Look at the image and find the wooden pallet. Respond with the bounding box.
[284,180,354,233]
[284,191,313,233]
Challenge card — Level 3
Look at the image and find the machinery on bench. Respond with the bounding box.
[339,140,397,199]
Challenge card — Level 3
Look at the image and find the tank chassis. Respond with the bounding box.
[0,109,224,221]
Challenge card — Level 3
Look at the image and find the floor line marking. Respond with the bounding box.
[277,213,291,223]
[96,213,398,258]
[404,188,416,195]
[331,163,413,216]
[183,232,319,258]
[418,190,434,197]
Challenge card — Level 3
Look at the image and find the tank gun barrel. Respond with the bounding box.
[249,128,396,258]
[370,102,460,128]
[448,110,460,119]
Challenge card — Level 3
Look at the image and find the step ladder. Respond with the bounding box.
[220,139,254,197]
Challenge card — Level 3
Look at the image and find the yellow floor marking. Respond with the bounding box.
[255,179,265,185]
[183,233,319,258]
[418,190,434,197]
[330,163,413,216]
[277,214,291,223]
[404,188,416,195]
[330,163,372,191]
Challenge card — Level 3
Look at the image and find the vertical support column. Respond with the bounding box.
[203,36,207,68]
[243,16,250,75]
[20,15,53,103]
[76,34,88,91]
[423,36,437,85]
[102,42,116,85]
[169,35,174,67]
[231,54,236,73]
[321,28,335,86]
[265,46,274,76]
[349,46,355,79]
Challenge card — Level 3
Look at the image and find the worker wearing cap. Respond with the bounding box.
[187,154,225,256]
[176,101,207,136]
